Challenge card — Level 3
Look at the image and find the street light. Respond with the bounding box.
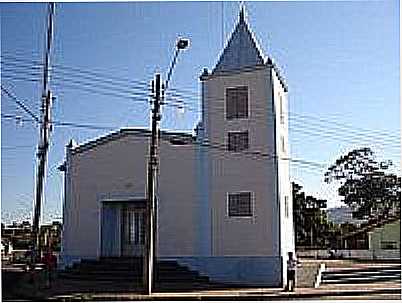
[177,38,190,50]
[144,37,189,295]
[164,37,190,92]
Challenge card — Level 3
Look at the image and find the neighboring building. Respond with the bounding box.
[1,220,62,252]
[60,8,294,287]
[1,240,13,259]
[342,214,400,254]
[368,219,400,252]
[1,221,33,250]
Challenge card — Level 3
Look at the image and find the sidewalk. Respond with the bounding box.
[45,283,401,301]
[5,258,399,301]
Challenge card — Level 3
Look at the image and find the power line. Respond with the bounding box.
[1,112,326,169]
[1,85,40,123]
[1,74,193,115]
[2,53,401,140]
[2,145,34,150]
[4,115,398,175]
[1,55,200,99]
[1,60,151,96]
[1,113,115,131]
[1,55,197,109]
[2,56,399,144]
[291,111,401,141]
[3,77,399,151]
[2,76,399,149]
[1,58,197,112]
[1,74,153,112]
[0,54,149,87]
[1,69,151,101]
[3,58,398,139]
[289,121,401,149]
[161,93,401,140]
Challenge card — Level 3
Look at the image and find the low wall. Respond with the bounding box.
[296,261,320,287]
[297,250,328,259]
[163,256,283,287]
[297,249,401,260]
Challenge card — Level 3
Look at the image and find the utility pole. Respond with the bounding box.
[32,2,55,259]
[144,73,161,294]
[143,38,189,295]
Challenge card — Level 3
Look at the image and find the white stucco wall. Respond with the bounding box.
[201,66,279,257]
[62,131,198,261]
[158,140,198,256]
[272,68,295,284]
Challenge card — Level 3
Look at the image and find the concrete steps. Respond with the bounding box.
[321,264,401,285]
[58,257,211,290]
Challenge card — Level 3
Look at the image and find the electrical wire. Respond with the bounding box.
[1,112,326,169]
[3,57,399,143]
[0,85,40,123]
[2,56,399,150]
[2,74,400,151]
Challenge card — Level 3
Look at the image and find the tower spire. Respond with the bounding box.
[239,2,245,22]
[212,1,265,74]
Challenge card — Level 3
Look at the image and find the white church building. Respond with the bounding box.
[60,9,294,287]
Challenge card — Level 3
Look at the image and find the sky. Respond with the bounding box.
[1,0,400,224]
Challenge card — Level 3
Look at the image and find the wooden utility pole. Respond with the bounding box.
[144,73,161,294]
[32,2,55,258]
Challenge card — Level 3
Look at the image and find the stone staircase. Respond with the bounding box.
[320,264,401,285]
[56,257,215,292]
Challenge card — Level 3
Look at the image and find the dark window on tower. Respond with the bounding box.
[226,86,248,119]
[228,192,253,217]
[228,131,249,152]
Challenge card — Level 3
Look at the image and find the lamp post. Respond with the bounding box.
[144,38,189,295]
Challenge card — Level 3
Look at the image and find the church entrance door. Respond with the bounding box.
[121,207,145,256]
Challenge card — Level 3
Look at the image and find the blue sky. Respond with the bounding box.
[1,1,400,224]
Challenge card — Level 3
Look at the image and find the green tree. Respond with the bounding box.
[292,182,332,248]
[324,147,401,219]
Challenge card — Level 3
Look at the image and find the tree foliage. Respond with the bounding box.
[292,182,334,248]
[324,147,401,219]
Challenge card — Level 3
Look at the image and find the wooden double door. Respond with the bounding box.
[121,206,145,257]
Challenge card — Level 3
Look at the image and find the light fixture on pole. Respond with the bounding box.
[164,38,190,92]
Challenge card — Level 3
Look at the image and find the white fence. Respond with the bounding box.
[297,249,401,260]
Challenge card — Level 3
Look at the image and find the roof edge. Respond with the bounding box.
[71,127,197,155]
[200,62,288,92]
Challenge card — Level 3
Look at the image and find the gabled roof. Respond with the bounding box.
[212,7,266,74]
[70,128,196,155]
[343,214,401,239]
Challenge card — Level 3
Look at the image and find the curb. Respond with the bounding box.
[45,287,401,301]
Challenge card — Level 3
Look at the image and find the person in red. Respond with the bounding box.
[42,247,57,288]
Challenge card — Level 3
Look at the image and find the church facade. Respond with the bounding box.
[60,9,294,287]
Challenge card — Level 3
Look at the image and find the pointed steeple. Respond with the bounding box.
[239,3,245,22]
[212,5,265,74]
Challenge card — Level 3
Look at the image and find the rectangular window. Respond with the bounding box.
[228,192,253,217]
[228,131,249,152]
[281,135,286,153]
[285,196,289,218]
[380,241,398,250]
[279,94,285,124]
[226,86,248,120]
